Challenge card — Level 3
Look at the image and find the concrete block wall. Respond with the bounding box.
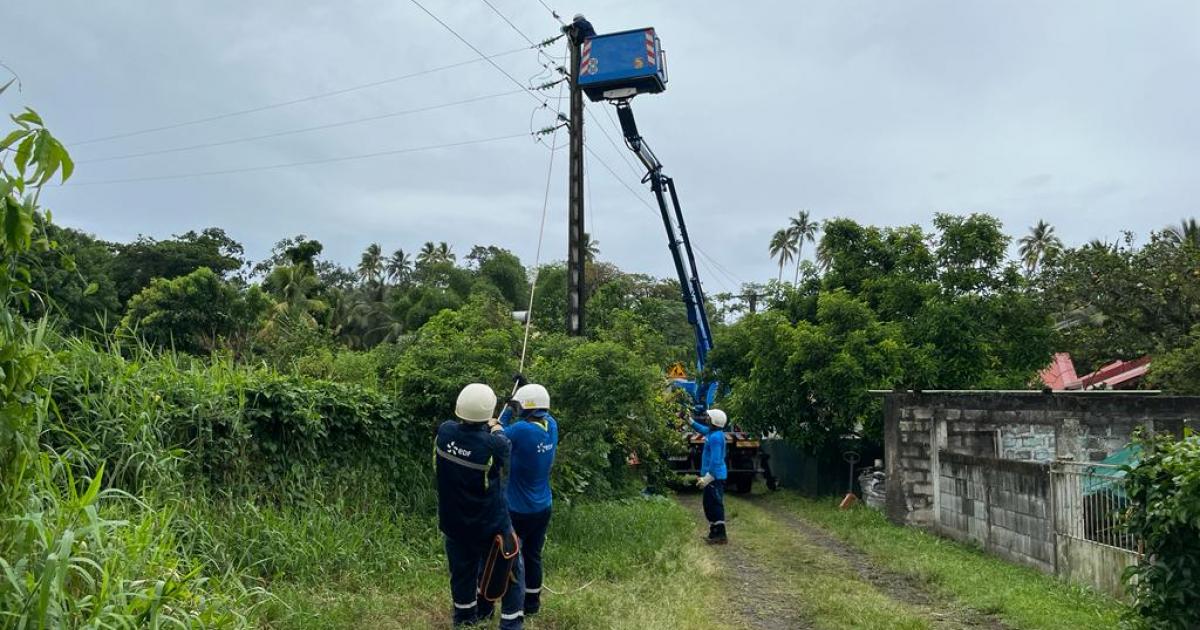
[938,452,1054,572]
[884,391,1197,592]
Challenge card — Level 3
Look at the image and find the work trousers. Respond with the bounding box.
[445,531,525,629]
[702,479,726,525]
[511,508,552,613]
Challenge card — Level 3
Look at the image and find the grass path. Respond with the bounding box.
[759,492,1124,629]
[683,489,1123,630]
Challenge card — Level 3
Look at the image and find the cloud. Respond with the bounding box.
[5,0,1197,286]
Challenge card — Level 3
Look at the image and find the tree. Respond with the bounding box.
[582,232,600,262]
[768,228,796,283]
[263,263,327,326]
[120,267,269,355]
[1164,218,1199,249]
[476,248,529,307]
[386,249,412,285]
[787,211,819,284]
[710,293,914,449]
[357,243,384,286]
[417,241,455,268]
[110,228,244,304]
[932,213,1011,295]
[23,223,120,333]
[1018,220,1063,275]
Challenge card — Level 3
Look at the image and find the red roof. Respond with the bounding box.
[1040,354,1151,391]
[1040,353,1080,390]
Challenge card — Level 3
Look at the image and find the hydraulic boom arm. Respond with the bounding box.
[613,100,716,411]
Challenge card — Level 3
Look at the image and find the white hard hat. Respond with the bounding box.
[573,13,586,21]
[708,409,728,428]
[456,383,497,423]
[514,383,551,410]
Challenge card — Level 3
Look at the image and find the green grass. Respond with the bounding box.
[764,491,1125,629]
[726,497,932,630]
[248,496,723,629]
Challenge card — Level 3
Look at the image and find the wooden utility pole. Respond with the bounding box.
[565,21,586,336]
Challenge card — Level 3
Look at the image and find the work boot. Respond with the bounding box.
[524,590,541,616]
[476,599,495,623]
[710,523,728,545]
[707,523,718,541]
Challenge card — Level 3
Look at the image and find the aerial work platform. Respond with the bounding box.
[578,28,667,101]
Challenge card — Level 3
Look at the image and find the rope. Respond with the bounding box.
[515,77,566,389]
[541,579,594,596]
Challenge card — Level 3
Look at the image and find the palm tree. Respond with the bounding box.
[768,228,797,283]
[1018,220,1064,274]
[582,232,600,262]
[1165,218,1200,249]
[264,264,327,328]
[358,243,384,286]
[416,241,438,268]
[436,241,455,264]
[386,248,412,285]
[787,211,819,284]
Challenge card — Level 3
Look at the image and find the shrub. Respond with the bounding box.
[1122,431,1200,629]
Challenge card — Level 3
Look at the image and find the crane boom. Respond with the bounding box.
[612,99,716,411]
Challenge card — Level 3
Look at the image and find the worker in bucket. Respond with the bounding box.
[498,377,560,616]
[435,383,526,629]
[689,409,729,544]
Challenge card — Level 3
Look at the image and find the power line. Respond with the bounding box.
[407,0,546,105]
[584,142,746,288]
[534,0,566,25]
[66,132,529,186]
[479,0,565,73]
[479,0,537,47]
[584,104,642,181]
[72,46,531,147]
[80,88,526,164]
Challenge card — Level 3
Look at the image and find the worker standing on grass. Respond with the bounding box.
[499,378,559,616]
[690,409,729,544]
[435,383,525,629]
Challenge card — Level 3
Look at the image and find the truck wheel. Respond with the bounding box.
[766,476,779,491]
[731,474,754,494]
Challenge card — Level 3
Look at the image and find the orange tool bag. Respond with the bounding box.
[478,530,521,602]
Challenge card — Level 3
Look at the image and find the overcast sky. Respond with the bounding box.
[5,1,1197,291]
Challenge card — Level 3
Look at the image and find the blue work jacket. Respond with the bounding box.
[690,419,728,480]
[499,408,558,515]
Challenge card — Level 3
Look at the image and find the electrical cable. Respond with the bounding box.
[584,104,642,181]
[66,132,530,186]
[72,46,532,146]
[80,88,527,164]
[534,0,566,25]
[516,80,565,380]
[407,0,546,105]
[584,142,745,289]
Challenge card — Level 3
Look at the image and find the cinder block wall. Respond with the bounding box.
[939,452,1053,571]
[883,392,1196,578]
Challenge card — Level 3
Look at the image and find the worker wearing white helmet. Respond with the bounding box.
[498,377,560,616]
[435,383,526,629]
[689,409,729,544]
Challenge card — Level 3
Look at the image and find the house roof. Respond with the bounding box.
[1040,354,1151,391]
[1039,352,1080,390]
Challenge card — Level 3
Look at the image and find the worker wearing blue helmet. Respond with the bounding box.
[499,378,559,616]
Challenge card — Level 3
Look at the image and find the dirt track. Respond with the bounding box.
[680,492,1008,630]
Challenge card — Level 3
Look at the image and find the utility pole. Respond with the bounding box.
[565,18,586,337]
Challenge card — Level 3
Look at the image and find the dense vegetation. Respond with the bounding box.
[1122,431,1200,629]
[4,89,1198,626]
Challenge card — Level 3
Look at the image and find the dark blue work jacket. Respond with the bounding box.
[435,420,513,544]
